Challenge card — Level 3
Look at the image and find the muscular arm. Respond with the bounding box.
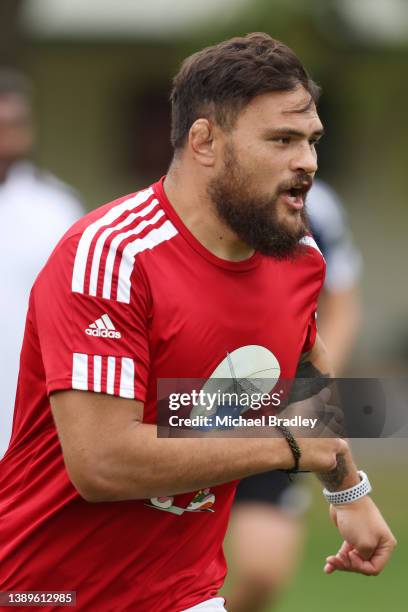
[50,384,345,502]
[299,335,397,575]
[49,332,357,503]
[50,390,296,502]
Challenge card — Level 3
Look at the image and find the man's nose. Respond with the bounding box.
[289,143,318,175]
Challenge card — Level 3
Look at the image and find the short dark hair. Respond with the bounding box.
[170,32,320,149]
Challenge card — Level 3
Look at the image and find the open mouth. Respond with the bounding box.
[280,185,309,209]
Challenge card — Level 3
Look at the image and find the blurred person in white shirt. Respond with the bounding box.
[0,69,83,458]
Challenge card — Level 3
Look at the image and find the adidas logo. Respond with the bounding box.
[85,314,121,339]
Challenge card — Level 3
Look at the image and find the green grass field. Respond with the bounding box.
[276,467,407,612]
[225,452,407,612]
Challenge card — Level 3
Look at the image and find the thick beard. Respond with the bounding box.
[207,144,309,259]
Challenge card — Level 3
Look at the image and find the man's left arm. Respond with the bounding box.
[301,334,397,576]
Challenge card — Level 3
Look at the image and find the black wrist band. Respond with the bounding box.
[276,424,301,473]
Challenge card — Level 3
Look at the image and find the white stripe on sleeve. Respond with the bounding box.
[89,199,160,296]
[72,187,153,294]
[119,357,135,399]
[93,355,102,392]
[116,220,178,303]
[72,353,88,390]
[102,208,165,300]
[106,356,116,395]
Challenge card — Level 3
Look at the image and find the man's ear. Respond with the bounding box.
[188,118,217,167]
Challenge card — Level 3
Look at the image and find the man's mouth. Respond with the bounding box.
[279,182,311,210]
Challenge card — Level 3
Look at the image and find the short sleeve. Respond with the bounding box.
[301,310,318,354]
[33,233,150,401]
[299,235,326,355]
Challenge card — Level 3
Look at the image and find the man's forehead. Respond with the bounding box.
[279,91,322,131]
[282,92,316,115]
[232,88,323,136]
[269,86,318,117]
[240,88,319,121]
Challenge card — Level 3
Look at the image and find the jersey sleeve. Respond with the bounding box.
[302,311,318,354]
[33,233,150,401]
[299,236,326,354]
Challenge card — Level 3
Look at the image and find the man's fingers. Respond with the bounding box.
[354,541,377,560]
[354,539,396,575]
[318,387,331,403]
[337,541,354,567]
[326,419,345,437]
[317,404,345,435]
[325,541,352,572]
[325,541,367,574]
[325,555,347,571]
[348,550,379,575]
[325,543,394,576]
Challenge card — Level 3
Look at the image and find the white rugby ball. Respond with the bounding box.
[190,344,281,418]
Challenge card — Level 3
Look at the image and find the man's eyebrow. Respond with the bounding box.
[263,127,325,139]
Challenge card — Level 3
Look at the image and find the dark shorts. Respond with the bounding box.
[234,471,311,516]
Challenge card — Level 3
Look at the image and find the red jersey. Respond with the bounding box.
[0,178,325,611]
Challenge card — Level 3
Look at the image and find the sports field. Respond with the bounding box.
[276,464,407,612]
[225,444,407,612]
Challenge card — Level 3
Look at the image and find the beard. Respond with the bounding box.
[207,143,310,259]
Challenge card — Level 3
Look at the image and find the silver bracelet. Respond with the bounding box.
[322,470,372,505]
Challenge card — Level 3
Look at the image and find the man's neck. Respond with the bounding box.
[163,164,254,262]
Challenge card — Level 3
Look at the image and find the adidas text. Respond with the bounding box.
[85,328,121,339]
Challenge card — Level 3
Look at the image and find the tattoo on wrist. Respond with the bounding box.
[286,361,330,404]
[296,361,327,378]
[317,454,348,491]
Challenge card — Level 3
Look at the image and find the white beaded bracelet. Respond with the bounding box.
[322,470,372,505]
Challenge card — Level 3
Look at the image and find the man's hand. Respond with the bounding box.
[324,496,397,576]
[281,387,345,439]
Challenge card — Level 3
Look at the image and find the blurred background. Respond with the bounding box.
[1,1,407,610]
[2,0,407,374]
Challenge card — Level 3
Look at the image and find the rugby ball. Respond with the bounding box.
[190,344,281,418]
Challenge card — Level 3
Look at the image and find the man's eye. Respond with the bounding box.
[274,137,291,145]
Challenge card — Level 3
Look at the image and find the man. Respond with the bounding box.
[0,34,396,611]
[226,179,363,612]
[0,69,83,457]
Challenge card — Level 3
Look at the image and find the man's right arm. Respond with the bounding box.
[50,390,345,502]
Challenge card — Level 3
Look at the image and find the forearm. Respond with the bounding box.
[89,422,292,501]
[316,443,359,491]
[301,334,360,491]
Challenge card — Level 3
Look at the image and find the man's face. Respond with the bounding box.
[207,86,324,258]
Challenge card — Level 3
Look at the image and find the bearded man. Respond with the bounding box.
[0,33,395,612]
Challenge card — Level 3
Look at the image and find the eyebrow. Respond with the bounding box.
[263,127,325,139]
